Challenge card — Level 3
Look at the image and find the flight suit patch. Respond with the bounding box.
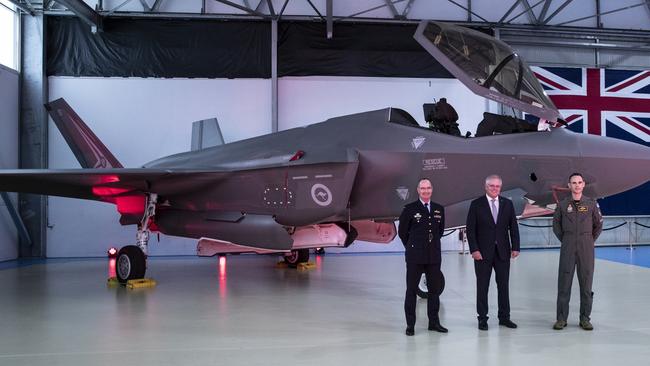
[567,205,573,213]
[578,206,588,213]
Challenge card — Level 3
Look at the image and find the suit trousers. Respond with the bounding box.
[405,262,441,327]
[474,253,510,321]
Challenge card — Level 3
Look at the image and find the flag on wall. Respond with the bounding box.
[532,66,650,215]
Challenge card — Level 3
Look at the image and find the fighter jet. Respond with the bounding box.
[1,21,649,283]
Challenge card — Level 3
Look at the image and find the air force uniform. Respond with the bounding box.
[398,200,445,329]
[553,196,603,323]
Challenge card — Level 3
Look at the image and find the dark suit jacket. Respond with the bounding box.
[398,200,445,264]
[466,196,520,261]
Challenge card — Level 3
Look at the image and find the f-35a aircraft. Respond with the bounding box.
[1,21,649,283]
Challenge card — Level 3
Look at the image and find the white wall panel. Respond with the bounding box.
[279,76,484,135]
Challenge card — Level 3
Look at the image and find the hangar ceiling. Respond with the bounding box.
[9,0,650,68]
[7,0,650,31]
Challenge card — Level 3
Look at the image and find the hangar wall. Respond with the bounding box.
[47,76,485,257]
[0,64,19,261]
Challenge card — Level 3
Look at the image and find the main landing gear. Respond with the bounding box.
[116,194,157,284]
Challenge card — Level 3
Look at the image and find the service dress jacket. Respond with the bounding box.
[398,200,445,264]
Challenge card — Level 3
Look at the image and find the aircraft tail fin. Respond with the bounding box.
[191,117,225,151]
[45,98,123,169]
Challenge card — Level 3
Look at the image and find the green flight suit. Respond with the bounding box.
[552,196,603,322]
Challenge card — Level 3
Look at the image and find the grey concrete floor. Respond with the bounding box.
[0,250,649,366]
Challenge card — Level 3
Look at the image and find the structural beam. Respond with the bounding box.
[521,0,538,23]
[278,0,289,19]
[555,1,648,26]
[271,19,278,132]
[344,0,406,19]
[384,0,400,18]
[266,0,275,16]
[152,0,163,11]
[499,0,522,24]
[7,0,35,15]
[538,0,552,24]
[138,0,152,12]
[55,0,103,31]
[506,0,545,24]
[214,0,265,17]
[401,0,416,18]
[326,0,332,39]
[1,192,32,247]
[306,0,324,19]
[19,13,48,257]
[446,0,488,22]
[542,0,573,25]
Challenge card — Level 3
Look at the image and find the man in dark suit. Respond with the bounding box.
[398,178,447,336]
[466,174,520,330]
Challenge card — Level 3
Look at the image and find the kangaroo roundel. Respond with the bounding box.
[311,184,332,207]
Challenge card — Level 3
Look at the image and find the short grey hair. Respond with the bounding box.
[485,174,502,185]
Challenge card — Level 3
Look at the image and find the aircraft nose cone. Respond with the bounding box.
[577,133,650,196]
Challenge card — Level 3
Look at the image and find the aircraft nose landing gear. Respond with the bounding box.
[116,245,146,283]
[115,193,157,284]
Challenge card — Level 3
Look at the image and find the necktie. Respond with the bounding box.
[424,202,429,213]
[491,199,498,223]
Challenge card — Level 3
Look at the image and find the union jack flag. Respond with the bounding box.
[532,66,650,215]
[532,67,650,143]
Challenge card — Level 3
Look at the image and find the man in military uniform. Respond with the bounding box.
[398,178,447,336]
[553,172,603,331]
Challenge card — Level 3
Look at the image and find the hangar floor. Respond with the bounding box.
[0,248,649,366]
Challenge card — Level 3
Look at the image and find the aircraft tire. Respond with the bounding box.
[416,271,445,299]
[284,249,309,267]
[116,245,146,284]
[417,274,429,299]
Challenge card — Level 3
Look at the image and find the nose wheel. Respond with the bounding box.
[116,245,146,283]
[116,193,157,284]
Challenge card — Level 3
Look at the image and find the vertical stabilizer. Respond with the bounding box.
[191,118,225,151]
[45,98,123,169]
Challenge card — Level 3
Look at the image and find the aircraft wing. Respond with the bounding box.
[0,169,229,201]
[414,20,561,122]
[0,169,297,251]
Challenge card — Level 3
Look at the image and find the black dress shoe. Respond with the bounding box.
[499,319,518,329]
[478,320,488,331]
[428,323,449,333]
[405,327,414,336]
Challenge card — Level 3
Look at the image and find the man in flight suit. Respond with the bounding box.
[398,178,447,336]
[553,172,603,331]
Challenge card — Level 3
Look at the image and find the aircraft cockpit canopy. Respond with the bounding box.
[414,21,561,123]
